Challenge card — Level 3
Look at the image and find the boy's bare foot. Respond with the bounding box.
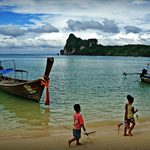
[76,143,82,145]
[128,133,133,136]
[123,134,129,136]
[68,141,71,147]
[118,124,120,130]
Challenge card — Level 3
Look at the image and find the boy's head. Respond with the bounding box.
[74,104,81,112]
[127,95,134,103]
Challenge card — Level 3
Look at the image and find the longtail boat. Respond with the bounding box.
[140,69,150,83]
[123,68,150,83]
[0,57,54,102]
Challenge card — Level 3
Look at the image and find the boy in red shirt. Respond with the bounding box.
[68,104,86,147]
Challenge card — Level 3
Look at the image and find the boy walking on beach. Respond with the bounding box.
[124,95,138,136]
[68,104,86,147]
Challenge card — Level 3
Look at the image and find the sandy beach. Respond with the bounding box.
[0,121,150,150]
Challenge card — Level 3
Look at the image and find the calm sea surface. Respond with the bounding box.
[0,54,150,138]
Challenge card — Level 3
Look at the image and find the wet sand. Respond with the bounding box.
[0,121,150,150]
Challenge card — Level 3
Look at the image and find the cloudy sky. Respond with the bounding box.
[0,0,150,54]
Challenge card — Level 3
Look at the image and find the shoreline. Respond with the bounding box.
[0,118,150,139]
[0,120,150,150]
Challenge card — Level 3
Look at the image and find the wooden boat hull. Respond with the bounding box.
[0,78,44,102]
[140,76,150,83]
[0,57,54,102]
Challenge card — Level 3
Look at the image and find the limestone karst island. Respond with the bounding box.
[60,33,150,57]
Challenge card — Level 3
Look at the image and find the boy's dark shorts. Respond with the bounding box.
[125,118,135,124]
[73,129,81,140]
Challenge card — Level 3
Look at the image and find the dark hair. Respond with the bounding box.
[127,95,134,103]
[74,104,80,112]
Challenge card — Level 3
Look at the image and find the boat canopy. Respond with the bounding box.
[0,68,28,80]
[0,69,28,74]
[0,69,16,74]
[0,60,28,80]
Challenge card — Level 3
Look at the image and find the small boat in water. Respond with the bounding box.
[140,69,150,83]
[0,57,54,102]
[123,68,150,83]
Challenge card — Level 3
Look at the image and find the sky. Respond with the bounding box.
[0,0,150,54]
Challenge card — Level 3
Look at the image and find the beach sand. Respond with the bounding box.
[0,121,150,150]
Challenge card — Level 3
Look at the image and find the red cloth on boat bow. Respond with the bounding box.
[41,75,50,105]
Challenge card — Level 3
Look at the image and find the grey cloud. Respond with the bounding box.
[142,13,150,23]
[27,23,59,33]
[102,19,120,33]
[0,23,59,37]
[66,19,120,33]
[0,24,26,37]
[124,25,142,33]
[131,0,149,5]
[66,20,103,31]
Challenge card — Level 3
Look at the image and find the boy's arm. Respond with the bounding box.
[81,124,86,131]
[82,124,88,136]
[79,115,86,131]
[132,106,138,114]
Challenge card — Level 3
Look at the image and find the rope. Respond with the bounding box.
[52,116,72,131]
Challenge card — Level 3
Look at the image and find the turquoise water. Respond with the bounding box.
[0,54,150,138]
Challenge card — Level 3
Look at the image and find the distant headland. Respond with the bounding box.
[60,33,150,57]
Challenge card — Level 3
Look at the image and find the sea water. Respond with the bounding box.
[0,54,150,138]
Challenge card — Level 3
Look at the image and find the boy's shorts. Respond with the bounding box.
[125,118,135,124]
[73,129,81,140]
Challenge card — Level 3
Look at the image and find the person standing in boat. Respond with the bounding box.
[0,61,3,70]
[124,95,138,136]
[0,61,3,79]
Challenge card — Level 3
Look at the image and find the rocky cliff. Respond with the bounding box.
[60,33,150,57]
[60,33,98,55]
